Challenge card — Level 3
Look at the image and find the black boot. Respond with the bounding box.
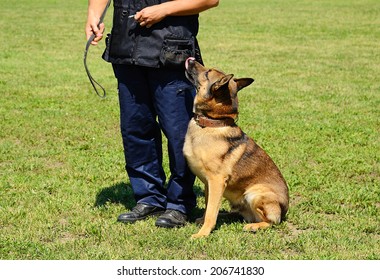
[155,210,188,228]
[117,204,165,223]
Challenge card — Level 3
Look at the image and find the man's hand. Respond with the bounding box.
[85,0,109,45]
[86,15,105,45]
[135,5,168,28]
[134,0,219,28]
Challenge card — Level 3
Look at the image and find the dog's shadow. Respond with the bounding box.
[94,182,244,226]
[190,185,245,226]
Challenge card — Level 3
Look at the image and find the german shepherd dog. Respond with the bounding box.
[183,58,289,238]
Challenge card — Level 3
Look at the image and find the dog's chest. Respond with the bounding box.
[183,121,246,181]
[184,123,228,174]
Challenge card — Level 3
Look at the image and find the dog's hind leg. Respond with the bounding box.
[192,176,226,238]
[242,185,283,233]
[243,201,281,232]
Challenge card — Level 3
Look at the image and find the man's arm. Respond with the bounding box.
[85,0,110,45]
[136,0,219,28]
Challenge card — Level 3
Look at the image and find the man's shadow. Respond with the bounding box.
[94,182,206,220]
[94,182,135,210]
[94,182,244,225]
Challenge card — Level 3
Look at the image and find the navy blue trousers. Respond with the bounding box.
[113,64,196,215]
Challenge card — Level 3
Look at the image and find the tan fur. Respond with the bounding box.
[183,59,289,238]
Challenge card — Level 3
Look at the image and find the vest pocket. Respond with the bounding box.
[102,33,112,61]
[160,37,195,68]
[103,8,133,61]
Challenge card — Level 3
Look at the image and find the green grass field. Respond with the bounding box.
[0,0,379,259]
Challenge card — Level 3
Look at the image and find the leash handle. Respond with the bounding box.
[83,0,111,98]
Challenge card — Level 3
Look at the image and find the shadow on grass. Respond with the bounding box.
[94,182,135,210]
[94,182,244,227]
[189,185,245,226]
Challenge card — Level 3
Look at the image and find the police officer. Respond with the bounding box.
[85,0,219,228]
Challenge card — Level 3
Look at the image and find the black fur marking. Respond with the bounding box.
[222,132,248,160]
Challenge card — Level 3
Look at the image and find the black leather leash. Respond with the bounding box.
[83,0,111,98]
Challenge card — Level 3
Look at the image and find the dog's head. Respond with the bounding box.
[185,58,254,119]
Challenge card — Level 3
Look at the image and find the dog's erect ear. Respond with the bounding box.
[211,74,234,92]
[234,78,254,92]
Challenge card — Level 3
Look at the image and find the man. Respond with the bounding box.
[85,0,219,228]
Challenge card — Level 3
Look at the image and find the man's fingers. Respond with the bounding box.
[98,22,105,34]
[135,11,142,21]
[88,22,105,45]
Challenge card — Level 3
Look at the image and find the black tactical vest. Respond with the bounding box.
[103,0,203,68]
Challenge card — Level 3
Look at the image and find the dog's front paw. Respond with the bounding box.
[191,233,209,239]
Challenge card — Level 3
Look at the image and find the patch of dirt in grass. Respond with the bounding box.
[59,232,76,243]
[285,221,313,238]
